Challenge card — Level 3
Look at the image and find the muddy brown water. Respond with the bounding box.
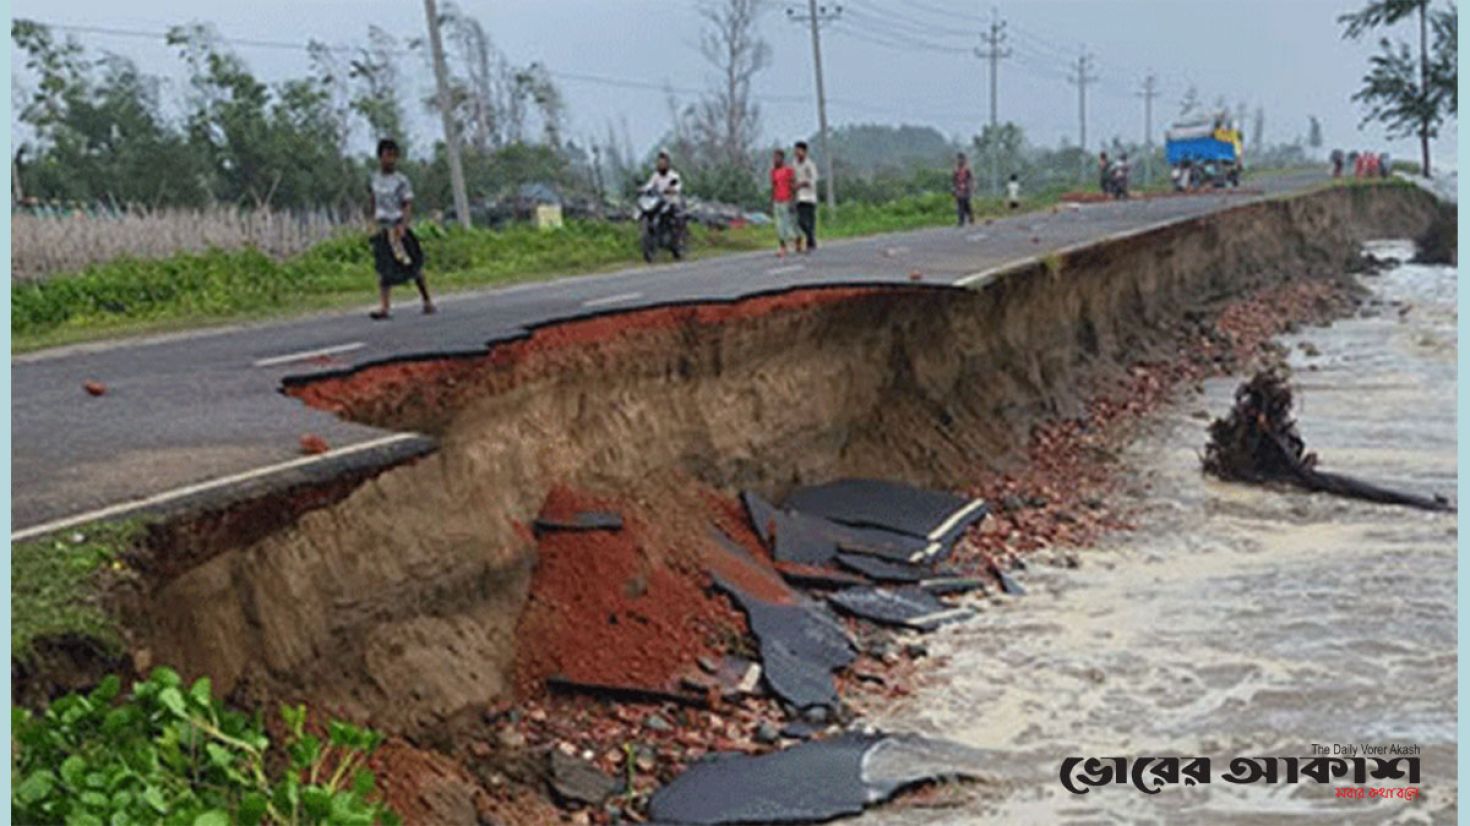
[857,241,1457,825]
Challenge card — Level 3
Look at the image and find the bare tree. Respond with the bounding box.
[348,26,406,145]
[690,0,770,167]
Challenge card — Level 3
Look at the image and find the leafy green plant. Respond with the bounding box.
[13,668,400,826]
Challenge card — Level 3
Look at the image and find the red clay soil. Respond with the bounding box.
[512,486,749,698]
[287,286,904,425]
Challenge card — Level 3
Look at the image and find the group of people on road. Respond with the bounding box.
[364,134,1041,315]
[768,142,821,257]
[1330,148,1393,179]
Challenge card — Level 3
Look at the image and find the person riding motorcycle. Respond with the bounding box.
[644,151,684,210]
[639,150,686,260]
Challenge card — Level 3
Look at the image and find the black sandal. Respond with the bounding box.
[369,310,391,321]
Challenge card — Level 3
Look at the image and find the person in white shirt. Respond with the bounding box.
[1006,173,1021,210]
[792,141,819,252]
[644,151,683,206]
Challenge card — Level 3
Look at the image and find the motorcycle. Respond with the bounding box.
[1108,162,1130,199]
[637,187,685,262]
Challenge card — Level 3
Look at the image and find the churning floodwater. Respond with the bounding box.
[859,240,1457,825]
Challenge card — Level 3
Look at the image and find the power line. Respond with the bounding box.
[843,0,974,39]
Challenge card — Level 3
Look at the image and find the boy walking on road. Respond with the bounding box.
[793,141,819,252]
[953,153,975,226]
[368,138,435,320]
[770,148,797,257]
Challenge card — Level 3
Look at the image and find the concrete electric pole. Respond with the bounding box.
[974,9,1010,195]
[1068,49,1098,184]
[788,2,841,213]
[1137,73,1159,187]
[423,0,472,229]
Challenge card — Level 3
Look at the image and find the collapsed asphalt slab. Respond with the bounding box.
[710,574,855,713]
[647,732,991,824]
[783,478,990,561]
[827,586,974,631]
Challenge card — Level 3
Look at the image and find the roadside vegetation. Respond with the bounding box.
[14,669,399,824]
[12,522,142,666]
[13,522,402,824]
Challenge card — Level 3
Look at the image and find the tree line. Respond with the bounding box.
[13,0,1454,221]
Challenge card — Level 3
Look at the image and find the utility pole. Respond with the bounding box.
[974,8,1010,195]
[788,2,841,213]
[423,0,471,229]
[1136,73,1158,187]
[1067,49,1098,184]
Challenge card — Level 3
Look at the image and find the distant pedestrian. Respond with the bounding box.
[1098,151,1111,195]
[1352,150,1365,178]
[952,152,975,226]
[770,148,797,257]
[793,141,819,252]
[368,138,434,320]
[1379,152,1392,178]
[1330,148,1344,178]
[1006,173,1021,210]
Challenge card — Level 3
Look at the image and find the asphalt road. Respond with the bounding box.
[12,171,1327,535]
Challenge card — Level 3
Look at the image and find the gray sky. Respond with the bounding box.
[10,0,1458,166]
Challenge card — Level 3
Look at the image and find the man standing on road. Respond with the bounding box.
[1098,151,1111,195]
[793,141,819,252]
[952,153,975,226]
[368,138,435,321]
[1006,173,1022,210]
[770,148,797,258]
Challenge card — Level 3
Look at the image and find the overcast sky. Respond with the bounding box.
[10,0,1458,167]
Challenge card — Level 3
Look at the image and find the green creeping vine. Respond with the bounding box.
[13,667,401,826]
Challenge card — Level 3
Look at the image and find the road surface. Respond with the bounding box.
[12,172,1326,536]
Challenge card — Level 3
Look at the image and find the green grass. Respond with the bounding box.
[12,520,146,664]
[10,173,1311,352]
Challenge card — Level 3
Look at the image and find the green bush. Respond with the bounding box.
[13,668,400,825]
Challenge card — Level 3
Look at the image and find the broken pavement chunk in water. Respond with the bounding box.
[988,562,1027,595]
[649,733,879,824]
[648,733,989,824]
[828,586,972,631]
[532,510,624,534]
[783,478,989,557]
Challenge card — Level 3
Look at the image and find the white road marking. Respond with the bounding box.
[766,264,805,276]
[252,342,365,368]
[581,291,644,308]
[12,433,424,542]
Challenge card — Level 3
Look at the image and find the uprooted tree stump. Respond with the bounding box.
[1203,371,1452,512]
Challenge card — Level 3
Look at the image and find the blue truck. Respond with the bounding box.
[1165,115,1243,190]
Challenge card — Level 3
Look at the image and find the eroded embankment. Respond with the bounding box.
[103,185,1442,737]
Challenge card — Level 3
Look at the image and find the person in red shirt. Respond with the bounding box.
[770,148,797,257]
[953,152,975,226]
